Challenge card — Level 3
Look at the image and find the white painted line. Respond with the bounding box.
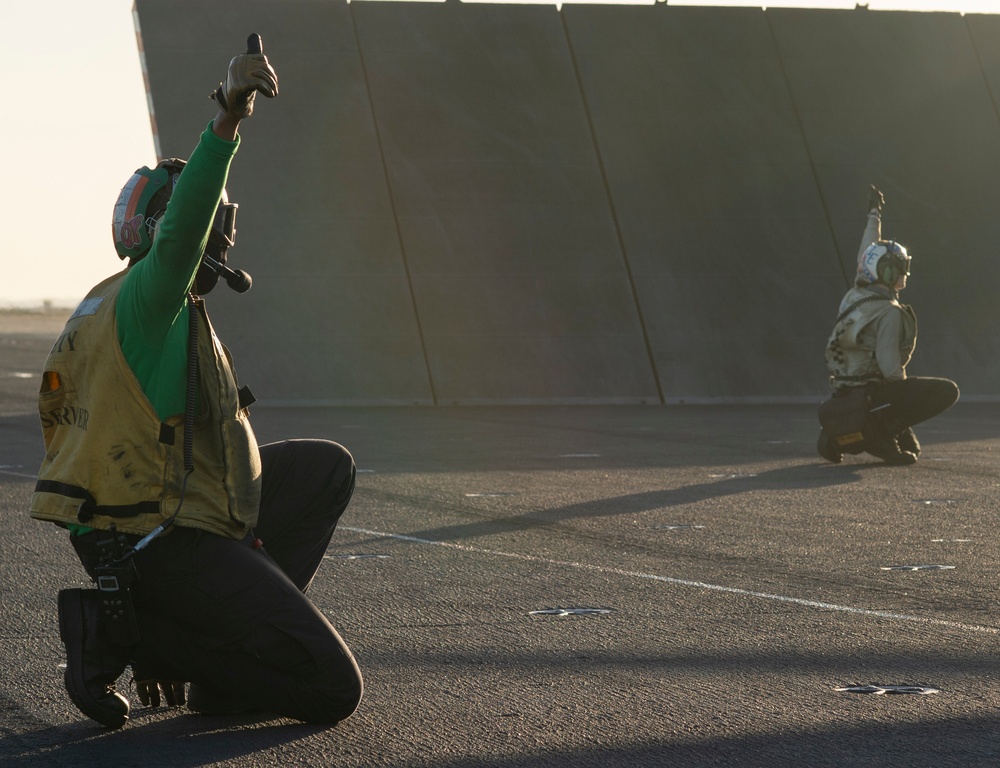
[835,684,939,695]
[529,607,611,616]
[342,525,1000,636]
[654,524,705,530]
[0,468,36,479]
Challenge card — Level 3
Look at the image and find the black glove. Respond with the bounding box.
[868,184,884,214]
[210,33,279,120]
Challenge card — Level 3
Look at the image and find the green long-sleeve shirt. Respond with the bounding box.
[116,123,240,420]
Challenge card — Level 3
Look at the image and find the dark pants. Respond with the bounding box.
[869,376,960,437]
[71,439,362,723]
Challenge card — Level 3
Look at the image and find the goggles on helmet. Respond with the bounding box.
[209,201,238,250]
[894,249,911,276]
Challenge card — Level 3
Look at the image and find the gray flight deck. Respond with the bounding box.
[133,1,1000,405]
[5,312,1000,766]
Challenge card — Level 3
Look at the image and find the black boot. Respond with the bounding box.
[866,439,917,466]
[58,588,132,729]
[896,427,920,457]
[817,429,843,464]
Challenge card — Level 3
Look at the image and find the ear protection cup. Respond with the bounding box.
[860,240,909,287]
[879,261,898,286]
[877,240,909,286]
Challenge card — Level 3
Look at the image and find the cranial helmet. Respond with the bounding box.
[112,158,238,262]
[858,240,911,287]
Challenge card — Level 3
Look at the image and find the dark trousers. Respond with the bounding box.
[869,376,960,437]
[71,439,362,723]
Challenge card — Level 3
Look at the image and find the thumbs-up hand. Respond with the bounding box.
[210,33,279,120]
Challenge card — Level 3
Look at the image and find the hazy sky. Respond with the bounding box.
[2,0,997,308]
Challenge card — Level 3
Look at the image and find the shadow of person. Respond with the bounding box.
[2,714,332,768]
[401,461,864,544]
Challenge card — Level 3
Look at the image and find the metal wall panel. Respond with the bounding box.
[136,0,434,404]
[351,2,659,404]
[135,1,1000,403]
[564,5,845,401]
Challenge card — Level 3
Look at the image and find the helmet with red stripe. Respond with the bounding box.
[111,158,237,264]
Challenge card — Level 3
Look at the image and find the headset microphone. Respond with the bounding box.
[202,255,252,293]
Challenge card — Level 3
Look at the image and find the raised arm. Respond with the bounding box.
[118,34,278,335]
[856,184,884,267]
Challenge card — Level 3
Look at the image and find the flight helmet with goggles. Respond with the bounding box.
[858,240,910,287]
[112,158,238,263]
